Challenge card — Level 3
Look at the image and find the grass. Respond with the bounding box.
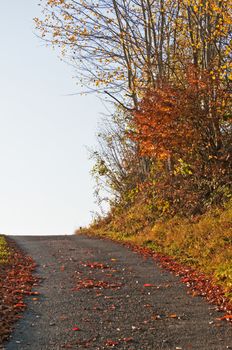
[78,200,232,298]
[0,235,10,264]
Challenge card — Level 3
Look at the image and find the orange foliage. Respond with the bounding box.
[133,85,196,159]
[130,69,231,214]
[132,70,231,163]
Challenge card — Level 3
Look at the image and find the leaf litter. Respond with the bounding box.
[0,237,38,345]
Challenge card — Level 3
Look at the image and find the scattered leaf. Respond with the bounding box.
[14,303,26,308]
[105,340,119,347]
[168,314,178,319]
[122,337,133,343]
[143,283,155,287]
[217,314,232,321]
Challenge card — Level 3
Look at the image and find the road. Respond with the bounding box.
[4,235,232,350]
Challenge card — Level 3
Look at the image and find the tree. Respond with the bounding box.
[90,111,146,208]
[36,0,232,215]
[35,0,188,107]
[36,0,231,100]
[131,71,232,214]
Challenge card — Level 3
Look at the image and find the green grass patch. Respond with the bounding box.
[0,235,10,264]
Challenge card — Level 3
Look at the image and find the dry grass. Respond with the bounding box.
[0,235,9,264]
[79,201,232,297]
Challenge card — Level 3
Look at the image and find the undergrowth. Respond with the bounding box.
[0,235,9,264]
[78,200,232,298]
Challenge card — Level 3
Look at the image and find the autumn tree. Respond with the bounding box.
[35,0,188,108]
[132,70,232,214]
[36,0,232,215]
[36,0,231,101]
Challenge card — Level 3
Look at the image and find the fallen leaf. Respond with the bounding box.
[14,303,26,308]
[169,314,178,319]
[122,337,133,342]
[151,314,162,320]
[84,262,109,269]
[181,277,190,283]
[217,314,232,321]
[144,304,152,308]
[105,340,119,347]
[74,278,122,290]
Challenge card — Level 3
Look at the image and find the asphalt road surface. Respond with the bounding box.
[4,235,232,350]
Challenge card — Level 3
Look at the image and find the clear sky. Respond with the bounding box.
[0,1,105,235]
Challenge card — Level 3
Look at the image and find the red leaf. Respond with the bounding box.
[217,314,232,321]
[181,277,190,283]
[122,337,133,342]
[14,303,26,308]
[105,340,119,347]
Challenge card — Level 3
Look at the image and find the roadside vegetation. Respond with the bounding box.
[0,235,9,264]
[81,200,232,299]
[36,1,232,304]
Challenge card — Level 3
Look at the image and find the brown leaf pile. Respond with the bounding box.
[0,238,37,344]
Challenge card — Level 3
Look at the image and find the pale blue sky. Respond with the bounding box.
[0,1,105,235]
